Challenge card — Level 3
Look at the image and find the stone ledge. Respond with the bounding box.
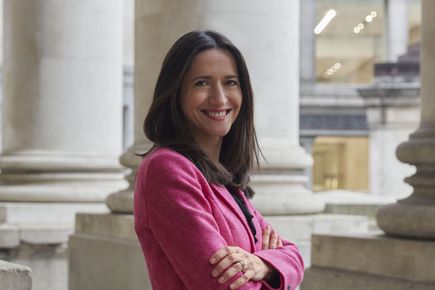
[302,267,435,290]
[0,224,74,247]
[0,260,32,290]
[0,202,109,225]
[266,214,369,241]
[310,233,435,283]
[20,225,73,244]
[75,213,136,240]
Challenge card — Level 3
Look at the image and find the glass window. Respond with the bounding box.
[315,0,385,83]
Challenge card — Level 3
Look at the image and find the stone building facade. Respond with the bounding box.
[0,0,431,290]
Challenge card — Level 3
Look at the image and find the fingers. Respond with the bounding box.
[210,246,239,265]
[211,248,246,279]
[262,226,271,250]
[262,226,283,250]
[269,229,278,249]
[229,271,252,289]
[214,261,245,285]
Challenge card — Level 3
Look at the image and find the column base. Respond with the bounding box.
[377,202,435,238]
[301,233,435,290]
[252,138,325,215]
[0,152,128,202]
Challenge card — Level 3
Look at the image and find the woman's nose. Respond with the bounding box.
[208,83,227,106]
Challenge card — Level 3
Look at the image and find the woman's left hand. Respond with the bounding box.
[209,246,273,289]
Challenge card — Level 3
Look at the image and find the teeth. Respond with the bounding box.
[206,111,227,118]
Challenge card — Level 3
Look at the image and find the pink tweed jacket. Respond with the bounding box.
[134,148,304,290]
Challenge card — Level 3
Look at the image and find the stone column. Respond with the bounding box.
[1,2,126,290]
[0,0,127,203]
[385,0,408,61]
[106,0,324,215]
[377,0,435,238]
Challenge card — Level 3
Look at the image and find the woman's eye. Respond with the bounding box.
[225,79,239,86]
[194,80,208,87]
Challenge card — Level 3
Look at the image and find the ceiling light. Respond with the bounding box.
[314,9,337,35]
[370,11,378,18]
[365,15,373,22]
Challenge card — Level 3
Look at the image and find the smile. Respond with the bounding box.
[202,109,232,119]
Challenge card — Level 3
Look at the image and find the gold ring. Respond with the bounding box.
[239,261,246,272]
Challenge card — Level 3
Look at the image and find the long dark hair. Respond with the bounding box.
[144,30,260,198]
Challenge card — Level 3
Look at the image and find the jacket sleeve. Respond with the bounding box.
[136,152,267,289]
[251,207,305,290]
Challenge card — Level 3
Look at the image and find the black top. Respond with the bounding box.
[228,189,258,243]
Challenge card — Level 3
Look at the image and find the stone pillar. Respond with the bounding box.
[1,1,126,290]
[0,0,127,203]
[385,0,408,61]
[377,0,435,238]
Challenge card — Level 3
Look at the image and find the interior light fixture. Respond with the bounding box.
[353,11,378,34]
[314,9,337,35]
[323,62,342,78]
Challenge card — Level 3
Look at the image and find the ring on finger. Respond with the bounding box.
[239,261,247,273]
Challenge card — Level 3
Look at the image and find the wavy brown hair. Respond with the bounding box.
[143,30,260,198]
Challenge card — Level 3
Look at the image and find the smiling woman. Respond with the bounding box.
[134,31,304,290]
[180,49,242,159]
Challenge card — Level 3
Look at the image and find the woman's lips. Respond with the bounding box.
[202,109,232,120]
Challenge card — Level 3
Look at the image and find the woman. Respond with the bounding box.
[134,30,304,290]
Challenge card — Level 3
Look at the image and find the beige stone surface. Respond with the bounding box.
[69,233,150,290]
[75,213,136,240]
[0,224,19,248]
[0,260,32,290]
[310,233,435,283]
[302,267,435,290]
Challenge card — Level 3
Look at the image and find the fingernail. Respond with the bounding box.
[230,284,236,289]
[218,277,224,283]
[211,271,217,277]
[210,258,215,264]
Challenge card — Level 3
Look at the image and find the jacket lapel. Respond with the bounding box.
[210,184,256,251]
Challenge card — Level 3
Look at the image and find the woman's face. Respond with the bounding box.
[180,49,242,147]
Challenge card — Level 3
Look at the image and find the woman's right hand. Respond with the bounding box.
[262,225,283,250]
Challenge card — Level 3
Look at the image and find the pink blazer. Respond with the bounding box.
[134,148,304,290]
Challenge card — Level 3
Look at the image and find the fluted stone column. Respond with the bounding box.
[377,0,435,238]
[0,0,127,203]
[106,0,324,215]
